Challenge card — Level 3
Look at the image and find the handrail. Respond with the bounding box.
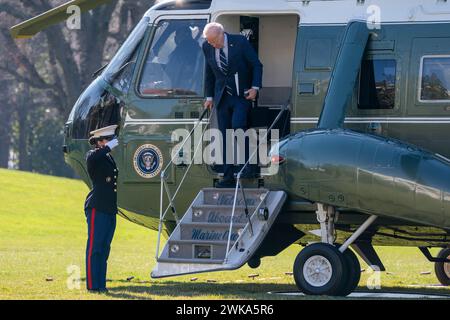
[156,103,289,263]
[224,104,289,262]
[226,190,270,256]
[161,111,211,218]
[161,108,209,175]
[156,109,211,260]
[239,183,253,236]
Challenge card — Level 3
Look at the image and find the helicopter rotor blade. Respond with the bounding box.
[10,0,115,39]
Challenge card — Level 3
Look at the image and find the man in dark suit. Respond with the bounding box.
[202,22,263,188]
[84,125,119,293]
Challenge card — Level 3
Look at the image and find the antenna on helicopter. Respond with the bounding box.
[10,0,113,39]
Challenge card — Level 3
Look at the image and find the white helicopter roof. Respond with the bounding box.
[144,0,450,25]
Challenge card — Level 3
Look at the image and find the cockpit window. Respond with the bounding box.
[71,79,123,139]
[111,45,140,94]
[102,17,149,83]
[138,19,206,97]
[419,56,450,102]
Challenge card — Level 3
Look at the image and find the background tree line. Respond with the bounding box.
[0,0,155,177]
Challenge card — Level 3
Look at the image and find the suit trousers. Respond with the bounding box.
[217,94,252,180]
[85,208,116,290]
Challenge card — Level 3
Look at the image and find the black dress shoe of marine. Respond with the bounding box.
[216,178,236,189]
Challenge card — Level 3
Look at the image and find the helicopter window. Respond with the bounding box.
[111,44,141,94]
[71,79,123,139]
[103,17,149,83]
[419,56,450,102]
[358,59,396,110]
[138,19,206,97]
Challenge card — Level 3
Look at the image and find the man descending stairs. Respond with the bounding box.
[152,188,286,278]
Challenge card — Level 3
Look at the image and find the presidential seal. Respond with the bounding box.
[133,144,164,179]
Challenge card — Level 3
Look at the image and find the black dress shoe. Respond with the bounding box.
[215,179,236,188]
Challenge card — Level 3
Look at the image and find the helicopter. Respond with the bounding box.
[11,0,450,296]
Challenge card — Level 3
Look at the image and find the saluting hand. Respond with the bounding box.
[106,139,119,150]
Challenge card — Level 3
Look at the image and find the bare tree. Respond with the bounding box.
[0,0,155,175]
[0,76,15,168]
[1,0,155,115]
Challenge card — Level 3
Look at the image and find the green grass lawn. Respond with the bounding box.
[0,168,448,300]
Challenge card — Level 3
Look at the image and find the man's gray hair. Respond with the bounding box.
[203,22,224,38]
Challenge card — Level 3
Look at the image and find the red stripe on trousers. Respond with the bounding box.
[87,208,96,290]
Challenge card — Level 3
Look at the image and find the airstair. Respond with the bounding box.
[152,188,286,278]
[152,106,289,279]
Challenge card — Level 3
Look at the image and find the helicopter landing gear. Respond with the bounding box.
[434,247,450,286]
[316,203,337,244]
[340,248,362,296]
[293,204,376,296]
[294,243,347,295]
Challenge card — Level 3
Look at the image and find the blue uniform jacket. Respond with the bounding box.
[84,146,118,215]
[203,33,263,105]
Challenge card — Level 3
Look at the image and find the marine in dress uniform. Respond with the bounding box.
[84,125,119,293]
[202,22,263,188]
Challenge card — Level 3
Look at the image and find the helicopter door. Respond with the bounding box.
[122,15,209,188]
[208,14,297,176]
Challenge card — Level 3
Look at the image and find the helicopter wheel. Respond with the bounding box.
[338,248,361,296]
[293,243,348,296]
[434,247,450,286]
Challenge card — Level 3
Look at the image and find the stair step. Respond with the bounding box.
[152,190,288,278]
[157,257,225,265]
[166,240,240,260]
[180,223,246,242]
[191,205,256,223]
[202,188,268,206]
[169,239,231,245]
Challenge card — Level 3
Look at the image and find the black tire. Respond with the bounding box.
[248,257,261,269]
[434,248,450,286]
[338,248,361,296]
[293,243,347,296]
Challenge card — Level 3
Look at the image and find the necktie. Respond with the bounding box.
[219,48,228,74]
[219,47,234,96]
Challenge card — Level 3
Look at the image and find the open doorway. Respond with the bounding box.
[217,14,298,106]
[208,13,299,177]
[214,13,298,131]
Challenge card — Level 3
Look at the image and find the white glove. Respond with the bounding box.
[106,138,119,150]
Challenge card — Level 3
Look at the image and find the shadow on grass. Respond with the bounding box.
[104,281,450,300]
[355,285,450,296]
[106,281,299,300]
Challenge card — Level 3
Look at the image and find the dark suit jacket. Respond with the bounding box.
[202,33,263,105]
[84,146,119,215]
